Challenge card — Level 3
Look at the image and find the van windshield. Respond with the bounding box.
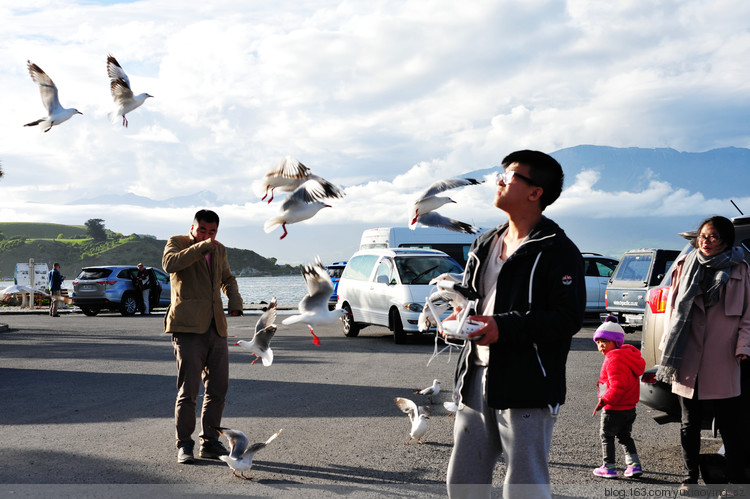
[612,254,653,282]
[395,256,463,285]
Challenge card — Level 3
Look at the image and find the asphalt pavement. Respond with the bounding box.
[0,312,722,498]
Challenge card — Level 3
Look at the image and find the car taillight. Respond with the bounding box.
[604,289,608,308]
[97,279,117,285]
[72,280,78,285]
[646,286,669,314]
[641,371,658,384]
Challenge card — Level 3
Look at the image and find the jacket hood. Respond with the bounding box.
[606,344,646,377]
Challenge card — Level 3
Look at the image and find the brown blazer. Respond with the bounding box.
[162,234,243,337]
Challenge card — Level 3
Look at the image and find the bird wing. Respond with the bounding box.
[306,175,345,200]
[416,212,479,234]
[281,179,340,210]
[27,61,62,113]
[217,427,249,459]
[298,258,334,313]
[110,79,134,102]
[394,397,418,423]
[255,297,278,333]
[242,429,283,458]
[106,54,131,89]
[418,177,483,200]
[266,157,311,180]
[251,325,277,351]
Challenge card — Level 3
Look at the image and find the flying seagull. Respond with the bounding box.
[409,177,482,233]
[213,427,283,480]
[394,397,429,445]
[281,256,347,345]
[260,156,344,204]
[24,60,82,132]
[107,54,152,127]
[263,178,343,240]
[234,297,278,366]
[414,379,441,405]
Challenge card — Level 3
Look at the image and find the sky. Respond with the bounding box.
[1,0,750,265]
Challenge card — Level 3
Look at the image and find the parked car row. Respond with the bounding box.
[71,265,170,316]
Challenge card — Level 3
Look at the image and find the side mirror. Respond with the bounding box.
[376,275,390,284]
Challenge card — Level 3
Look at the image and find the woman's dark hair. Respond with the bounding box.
[697,215,734,247]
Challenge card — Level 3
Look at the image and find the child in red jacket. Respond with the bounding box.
[591,316,646,479]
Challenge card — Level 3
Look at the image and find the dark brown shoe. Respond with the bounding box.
[177,445,195,464]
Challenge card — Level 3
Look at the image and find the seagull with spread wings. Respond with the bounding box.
[107,54,152,127]
[409,177,483,233]
[235,297,278,366]
[24,61,82,132]
[260,157,345,204]
[214,427,283,480]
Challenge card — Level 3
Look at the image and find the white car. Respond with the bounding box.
[336,248,463,344]
[582,253,619,315]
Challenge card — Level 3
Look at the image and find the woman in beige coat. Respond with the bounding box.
[658,216,750,487]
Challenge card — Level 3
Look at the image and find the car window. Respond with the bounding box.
[118,269,137,280]
[374,258,395,284]
[154,269,169,283]
[77,269,112,280]
[395,256,463,285]
[595,259,617,278]
[612,254,653,282]
[327,267,345,279]
[341,255,378,281]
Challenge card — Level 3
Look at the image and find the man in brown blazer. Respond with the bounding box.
[163,209,243,464]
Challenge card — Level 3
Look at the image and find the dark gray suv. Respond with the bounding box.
[71,265,170,316]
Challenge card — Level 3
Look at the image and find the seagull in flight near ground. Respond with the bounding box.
[394,397,430,445]
[24,61,82,132]
[282,256,347,345]
[414,379,441,405]
[235,297,278,366]
[260,157,345,203]
[264,178,343,240]
[213,427,283,479]
[107,54,152,127]
[409,177,482,233]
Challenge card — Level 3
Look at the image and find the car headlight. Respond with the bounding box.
[405,303,423,312]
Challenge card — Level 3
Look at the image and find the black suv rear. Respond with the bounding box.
[602,248,680,331]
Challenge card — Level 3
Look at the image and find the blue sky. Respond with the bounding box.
[1,1,750,264]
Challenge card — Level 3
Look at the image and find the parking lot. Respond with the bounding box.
[0,312,723,498]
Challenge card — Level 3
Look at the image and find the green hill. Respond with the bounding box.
[0,223,299,279]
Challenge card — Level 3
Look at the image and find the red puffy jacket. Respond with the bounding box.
[597,344,646,411]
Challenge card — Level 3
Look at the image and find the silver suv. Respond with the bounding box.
[71,265,170,316]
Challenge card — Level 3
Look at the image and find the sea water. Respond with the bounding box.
[0,275,310,309]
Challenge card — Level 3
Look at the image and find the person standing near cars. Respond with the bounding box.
[48,263,64,317]
[657,215,750,488]
[162,209,243,464]
[591,316,646,479]
[135,263,151,314]
[445,150,586,499]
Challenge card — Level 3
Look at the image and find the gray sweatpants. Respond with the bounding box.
[446,365,556,499]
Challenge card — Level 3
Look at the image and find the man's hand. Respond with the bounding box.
[592,399,604,417]
[467,315,497,345]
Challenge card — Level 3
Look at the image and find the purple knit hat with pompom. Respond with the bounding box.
[593,315,625,348]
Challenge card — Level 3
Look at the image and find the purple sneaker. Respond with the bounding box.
[593,465,617,478]
[624,463,643,477]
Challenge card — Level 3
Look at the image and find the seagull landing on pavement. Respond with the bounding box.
[394,397,429,445]
[260,156,345,204]
[409,177,482,233]
[235,297,278,366]
[213,427,283,480]
[107,54,152,127]
[24,61,82,132]
[281,256,347,345]
[414,379,441,405]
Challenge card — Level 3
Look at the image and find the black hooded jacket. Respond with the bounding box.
[452,216,586,410]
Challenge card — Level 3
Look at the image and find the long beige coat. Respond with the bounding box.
[666,254,750,399]
[162,234,243,337]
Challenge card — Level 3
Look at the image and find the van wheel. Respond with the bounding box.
[341,304,359,337]
[391,309,406,344]
[119,293,138,316]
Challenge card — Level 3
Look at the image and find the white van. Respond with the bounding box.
[336,248,463,344]
[359,226,481,267]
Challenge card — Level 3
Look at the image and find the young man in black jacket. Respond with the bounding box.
[446,150,585,499]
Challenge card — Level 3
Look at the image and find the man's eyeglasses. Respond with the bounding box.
[497,170,536,186]
[698,234,721,243]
